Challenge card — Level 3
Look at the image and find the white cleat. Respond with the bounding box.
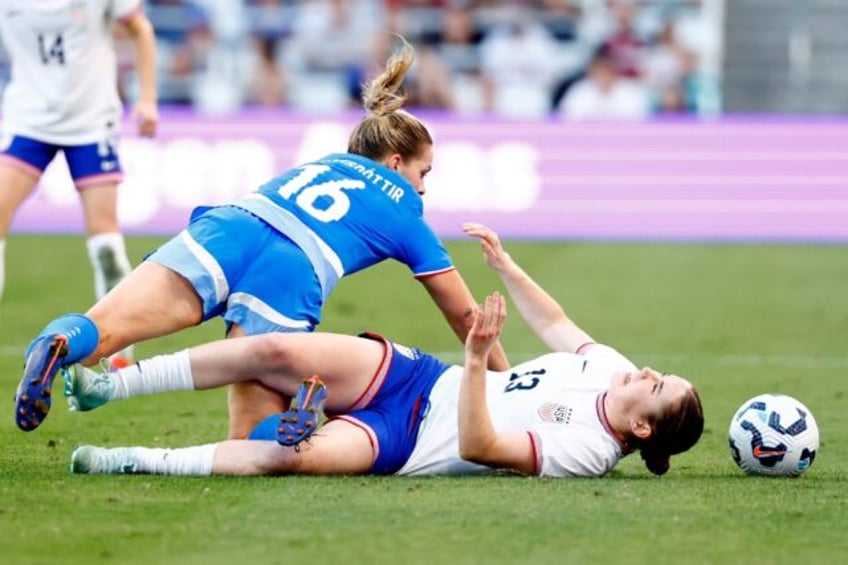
[63,363,115,412]
[70,445,139,475]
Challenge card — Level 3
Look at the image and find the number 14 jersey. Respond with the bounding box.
[0,0,140,144]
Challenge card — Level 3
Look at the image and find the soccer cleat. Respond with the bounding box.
[15,335,69,431]
[276,375,327,447]
[63,362,115,412]
[70,445,139,475]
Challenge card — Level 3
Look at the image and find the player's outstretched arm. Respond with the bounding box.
[462,222,594,354]
[120,9,158,137]
[419,269,510,370]
[458,293,535,474]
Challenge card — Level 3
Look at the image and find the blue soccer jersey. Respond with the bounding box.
[147,153,457,335]
[235,153,454,299]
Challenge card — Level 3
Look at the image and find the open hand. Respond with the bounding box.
[465,292,506,359]
[462,222,511,273]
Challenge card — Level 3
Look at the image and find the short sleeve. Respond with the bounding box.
[112,0,142,22]
[399,219,455,277]
[581,344,638,373]
[530,428,620,477]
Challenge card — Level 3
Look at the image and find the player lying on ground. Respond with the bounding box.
[65,224,704,478]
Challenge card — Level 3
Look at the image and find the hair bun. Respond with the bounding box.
[641,450,670,476]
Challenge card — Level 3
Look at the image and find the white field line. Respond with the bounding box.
[2,345,847,369]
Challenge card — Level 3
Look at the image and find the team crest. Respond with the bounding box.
[538,402,572,424]
[393,343,418,360]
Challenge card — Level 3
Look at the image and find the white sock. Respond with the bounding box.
[132,443,217,475]
[86,232,132,300]
[110,350,195,400]
[0,239,5,301]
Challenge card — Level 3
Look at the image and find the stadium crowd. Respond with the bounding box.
[0,0,716,119]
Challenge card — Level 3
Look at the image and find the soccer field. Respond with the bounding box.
[1,235,846,565]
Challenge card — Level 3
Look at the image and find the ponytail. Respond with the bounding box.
[348,35,432,161]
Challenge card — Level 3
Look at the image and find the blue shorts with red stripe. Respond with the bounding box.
[249,333,450,474]
[1,134,124,185]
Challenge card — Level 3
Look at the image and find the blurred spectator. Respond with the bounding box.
[414,3,487,112]
[245,36,289,107]
[540,0,582,42]
[654,82,690,114]
[242,0,292,107]
[642,18,698,113]
[147,0,214,105]
[289,0,382,72]
[601,0,648,79]
[286,0,386,111]
[245,0,294,40]
[384,0,448,40]
[436,2,485,75]
[344,31,455,112]
[406,42,457,109]
[557,45,650,120]
[346,32,395,108]
[478,3,562,118]
[0,0,711,116]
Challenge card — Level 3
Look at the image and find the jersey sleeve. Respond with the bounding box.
[529,427,621,477]
[399,219,455,278]
[581,344,638,372]
[112,0,143,21]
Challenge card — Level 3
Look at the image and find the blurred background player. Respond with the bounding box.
[14,36,508,439]
[0,0,158,318]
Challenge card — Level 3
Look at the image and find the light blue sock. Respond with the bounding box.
[26,313,99,363]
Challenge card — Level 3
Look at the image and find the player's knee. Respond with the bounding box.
[248,333,299,373]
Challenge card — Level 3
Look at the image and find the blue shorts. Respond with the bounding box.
[145,205,323,335]
[249,333,449,475]
[0,134,124,187]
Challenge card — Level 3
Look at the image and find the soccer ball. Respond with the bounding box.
[728,393,819,477]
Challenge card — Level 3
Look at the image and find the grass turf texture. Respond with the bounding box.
[1,234,846,564]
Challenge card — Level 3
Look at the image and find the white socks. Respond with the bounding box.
[106,353,216,476]
[87,233,134,361]
[86,232,132,300]
[132,443,217,475]
[110,350,195,400]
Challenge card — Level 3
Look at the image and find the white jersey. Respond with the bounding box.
[0,0,140,144]
[397,344,638,478]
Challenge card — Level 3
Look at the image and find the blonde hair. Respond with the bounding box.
[347,36,432,161]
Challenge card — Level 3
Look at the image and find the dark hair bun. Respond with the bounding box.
[641,450,670,476]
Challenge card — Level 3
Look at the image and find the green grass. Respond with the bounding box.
[1,235,846,564]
